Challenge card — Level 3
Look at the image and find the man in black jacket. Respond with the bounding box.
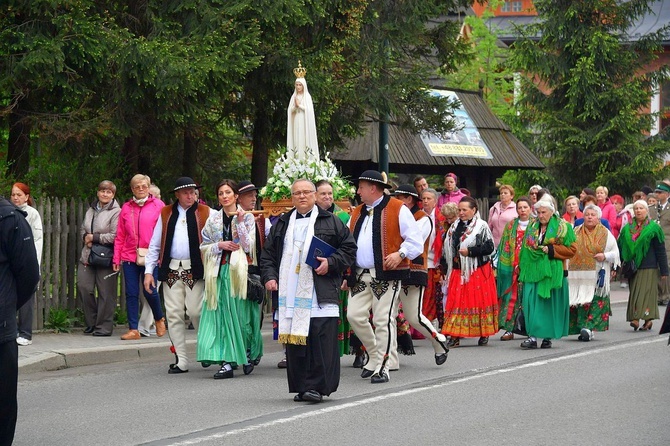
[261,179,356,403]
[0,197,40,445]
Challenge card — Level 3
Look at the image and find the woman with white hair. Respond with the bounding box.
[568,204,620,341]
[519,194,577,349]
[618,200,668,331]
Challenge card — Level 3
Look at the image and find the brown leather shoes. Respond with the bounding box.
[500,331,515,341]
[640,320,653,331]
[155,318,167,337]
[120,329,141,340]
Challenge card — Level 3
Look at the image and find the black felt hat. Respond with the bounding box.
[392,184,419,198]
[237,181,258,194]
[357,170,392,189]
[171,177,202,193]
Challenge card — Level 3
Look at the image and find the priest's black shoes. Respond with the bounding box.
[371,371,389,384]
[301,390,323,402]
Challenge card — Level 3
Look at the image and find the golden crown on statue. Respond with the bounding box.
[293,60,307,78]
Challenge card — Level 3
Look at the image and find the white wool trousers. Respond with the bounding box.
[347,270,400,375]
[163,267,204,371]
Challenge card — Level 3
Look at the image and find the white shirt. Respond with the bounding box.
[144,204,210,273]
[353,196,424,269]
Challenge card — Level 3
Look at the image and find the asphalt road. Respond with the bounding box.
[15,302,670,446]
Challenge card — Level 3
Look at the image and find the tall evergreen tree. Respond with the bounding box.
[510,0,670,194]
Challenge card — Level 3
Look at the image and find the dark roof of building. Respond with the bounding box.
[487,0,670,45]
[331,89,544,170]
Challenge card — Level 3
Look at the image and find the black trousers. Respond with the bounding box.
[286,317,340,396]
[0,340,19,446]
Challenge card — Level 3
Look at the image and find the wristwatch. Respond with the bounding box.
[399,251,406,260]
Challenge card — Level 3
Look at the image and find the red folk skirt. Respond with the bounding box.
[441,262,499,338]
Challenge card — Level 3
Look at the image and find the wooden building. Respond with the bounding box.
[330,88,544,199]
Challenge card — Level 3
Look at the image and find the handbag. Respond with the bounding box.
[136,247,148,266]
[87,211,113,268]
[89,244,113,268]
[621,260,637,279]
[133,209,149,266]
[247,273,265,304]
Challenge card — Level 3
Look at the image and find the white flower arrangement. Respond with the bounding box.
[259,150,355,202]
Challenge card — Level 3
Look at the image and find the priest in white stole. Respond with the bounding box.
[261,179,357,403]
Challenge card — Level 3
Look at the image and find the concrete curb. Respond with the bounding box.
[19,340,197,374]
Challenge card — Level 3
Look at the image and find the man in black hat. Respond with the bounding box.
[391,185,449,368]
[346,171,423,383]
[143,177,211,374]
[0,196,39,445]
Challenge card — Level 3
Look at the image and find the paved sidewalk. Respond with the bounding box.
[17,289,632,374]
[18,319,277,374]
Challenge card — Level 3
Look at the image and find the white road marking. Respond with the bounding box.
[165,337,666,445]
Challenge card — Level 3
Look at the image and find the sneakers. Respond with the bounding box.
[16,337,32,346]
[619,282,628,288]
[120,329,141,340]
[578,328,593,342]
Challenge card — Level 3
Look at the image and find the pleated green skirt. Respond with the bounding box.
[196,264,248,366]
[523,277,569,340]
[237,295,264,363]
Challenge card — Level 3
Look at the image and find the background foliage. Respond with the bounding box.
[1,0,473,200]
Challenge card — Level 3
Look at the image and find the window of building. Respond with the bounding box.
[501,1,523,13]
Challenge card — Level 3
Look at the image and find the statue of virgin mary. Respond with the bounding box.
[286,61,319,162]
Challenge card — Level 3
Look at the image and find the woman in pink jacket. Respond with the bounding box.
[436,173,466,209]
[596,186,617,230]
[488,184,518,247]
[113,174,167,340]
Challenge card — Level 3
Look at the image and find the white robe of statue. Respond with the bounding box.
[286,77,319,163]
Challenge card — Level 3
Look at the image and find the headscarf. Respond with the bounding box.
[619,216,664,268]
